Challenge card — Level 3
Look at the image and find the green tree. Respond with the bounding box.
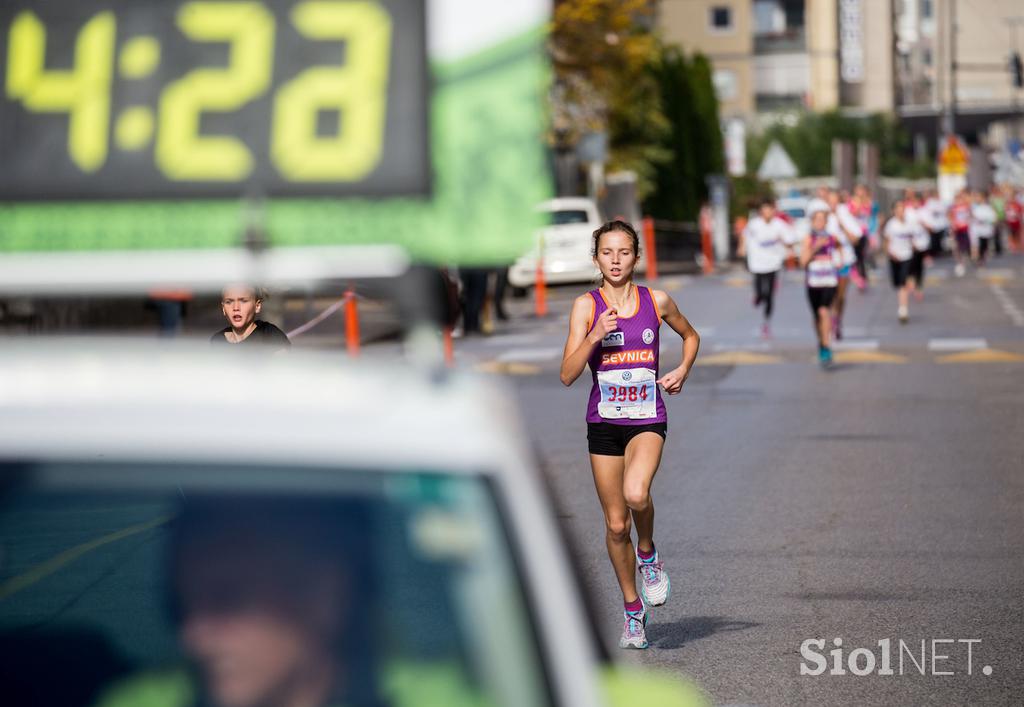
[747,110,933,178]
[550,0,669,199]
[646,47,699,221]
[643,47,725,221]
[688,53,724,179]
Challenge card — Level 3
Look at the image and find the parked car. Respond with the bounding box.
[0,342,706,707]
[509,198,643,290]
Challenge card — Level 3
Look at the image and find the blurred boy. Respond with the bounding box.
[211,285,290,351]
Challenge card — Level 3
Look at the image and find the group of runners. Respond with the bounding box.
[210,198,1022,652]
[738,184,1024,367]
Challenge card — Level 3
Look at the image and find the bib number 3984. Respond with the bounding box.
[807,259,838,288]
[597,368,657,420]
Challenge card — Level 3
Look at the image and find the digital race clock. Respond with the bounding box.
[0,0,429,200]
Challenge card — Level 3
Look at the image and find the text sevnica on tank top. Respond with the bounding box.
[585,285,667,425]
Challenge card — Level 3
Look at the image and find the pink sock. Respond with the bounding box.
[624,597,643,614]
[637,545,655,561]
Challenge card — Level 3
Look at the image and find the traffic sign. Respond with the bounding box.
[938,136,969,175]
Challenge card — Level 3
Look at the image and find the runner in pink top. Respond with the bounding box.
[560,220,700,649]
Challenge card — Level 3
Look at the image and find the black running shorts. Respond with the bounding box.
[806,286,836,313]
[587,422,667,456]
[889,258,912,288]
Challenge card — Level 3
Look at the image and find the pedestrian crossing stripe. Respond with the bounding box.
[927,338,987,351]
[698,351,782,365]
[724,277,750,288]
[831,350,908,364]
[935,349,1024,364]
[832,339,880,351]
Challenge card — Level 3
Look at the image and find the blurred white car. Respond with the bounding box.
[510,198,644,289]
[774,195,810,243]
[0,342,706,707]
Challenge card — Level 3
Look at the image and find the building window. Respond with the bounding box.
[709,6,733,32]
[712,69,738,101]
[921,0,933,19]
[922,48,932,66]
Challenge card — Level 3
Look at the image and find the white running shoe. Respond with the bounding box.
[637,550,671,606]
[619,604,649,649]
[898,305,908,324]
[955,263,966,278]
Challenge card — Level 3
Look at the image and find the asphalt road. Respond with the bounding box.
[2,252,1022,707]
[455,253,1024,706]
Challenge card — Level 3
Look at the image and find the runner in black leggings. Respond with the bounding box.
[737,199,791,338]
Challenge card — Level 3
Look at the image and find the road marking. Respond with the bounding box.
[496,347,560,363]
[978,268,1016,281]
[927,338,987,351]
[698,351,782,365]
[712,341,773,352]
[0,514,171,601]
[936,349,1024,364]
[831,350,907,364]
[724,277,750,288]
[832,339,880,351]
[475,360,542,375]
[480,333,543,347]
[989,282,1024,327]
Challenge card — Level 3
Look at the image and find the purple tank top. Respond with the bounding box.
[585,285,667,425]
[806,230,839,288]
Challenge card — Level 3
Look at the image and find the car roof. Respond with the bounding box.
[776,196,808,207]
[537,197,597,212]
[0,340,531,474]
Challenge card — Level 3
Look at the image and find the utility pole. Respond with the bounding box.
[936,0,945,140]
[1010,17,1024,142]
[942,0,958,138]
[942,0,957,138]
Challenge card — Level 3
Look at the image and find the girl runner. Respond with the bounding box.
[908,198,931,302]
[801,208,839,368]
[1005,187,1023,253]
[883,201,916,324]
[848,186,873,291]
[949,192,972,277]
[560,220,700,649]
[827,191,861,341]
[970,191,997,266]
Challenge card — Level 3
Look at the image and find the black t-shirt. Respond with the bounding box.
[210,320,291,349]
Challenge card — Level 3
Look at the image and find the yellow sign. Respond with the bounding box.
[938,137,969,174]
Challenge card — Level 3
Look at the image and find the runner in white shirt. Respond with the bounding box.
[737,199,792,338]
[827,190,861,341]
[970,191,997,266]
[920,190,948,258]
[883,201,916,324]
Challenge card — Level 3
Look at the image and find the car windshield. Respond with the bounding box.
[0,462,550,707]
[548,209,590,226]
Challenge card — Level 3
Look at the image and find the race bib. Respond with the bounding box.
[807,259,838,288]
[597,368,657,420]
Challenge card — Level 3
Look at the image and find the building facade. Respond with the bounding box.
[660,0,1024,145]
[659,0,894,122]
